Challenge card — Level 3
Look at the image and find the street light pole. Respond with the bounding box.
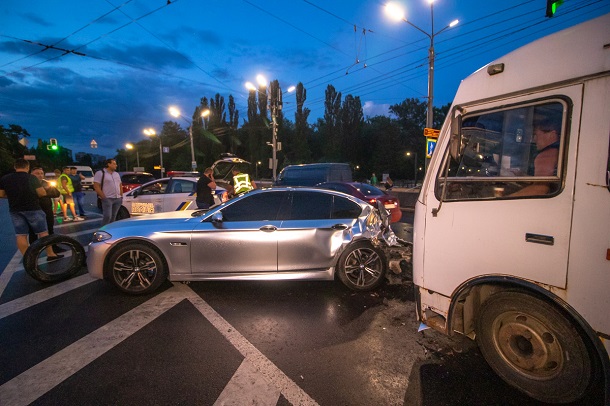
[125,143,140,168]
[189,124,196,170]
[385,1,458,129]
[407,151,418,187]
[143,129,163,178]
[170,106,208,171]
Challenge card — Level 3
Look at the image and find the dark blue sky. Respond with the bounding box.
[1,0,608,158]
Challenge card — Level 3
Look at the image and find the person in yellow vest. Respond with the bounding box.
[227,168,256,198]
[57,166,83,222]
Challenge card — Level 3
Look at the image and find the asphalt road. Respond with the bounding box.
[0,192,600,405]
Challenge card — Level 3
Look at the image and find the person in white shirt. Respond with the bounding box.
[93,159,123,225]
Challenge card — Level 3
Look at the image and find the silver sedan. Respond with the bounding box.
[87,187,394,294]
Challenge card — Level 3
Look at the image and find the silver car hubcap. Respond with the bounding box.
[344,248,382,287]
[113,249,157,292]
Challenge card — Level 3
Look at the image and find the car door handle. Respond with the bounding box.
[332,224,349,230]
[525,233,554,246]
[259,225,277,232]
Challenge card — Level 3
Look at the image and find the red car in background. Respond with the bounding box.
[317,182,402,223]
[120,172,156,194]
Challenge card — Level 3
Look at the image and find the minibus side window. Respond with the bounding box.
[437,101,566,200]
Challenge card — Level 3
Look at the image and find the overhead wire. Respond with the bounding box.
[282,0,608,116]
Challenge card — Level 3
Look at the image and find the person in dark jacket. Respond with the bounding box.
[195,167,217,209]
[29,167,65,253]
[0,159,59,259]
[70,166,86,217]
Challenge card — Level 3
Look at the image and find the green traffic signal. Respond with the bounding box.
[546,0,563,17]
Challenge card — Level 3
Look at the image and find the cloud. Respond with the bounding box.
[362,101,390,118]
[19,13,53,27]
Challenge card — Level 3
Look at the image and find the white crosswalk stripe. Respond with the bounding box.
[0,235,320,406]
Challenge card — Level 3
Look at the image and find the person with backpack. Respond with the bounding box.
[93,159,123,225]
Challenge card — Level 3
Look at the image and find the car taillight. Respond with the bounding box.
[369,198,377,204]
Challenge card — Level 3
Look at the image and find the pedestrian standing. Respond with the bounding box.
[70,166,86,217]
[0,159,60,260]
[226,168,256,198]
[195,167,217,209]
[53,168,62,214]
[29,167,66,254]
[57,166,83,221]
[370,172,378,186]
[93,159,123,225]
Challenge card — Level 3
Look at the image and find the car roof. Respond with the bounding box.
[120,171,154,176]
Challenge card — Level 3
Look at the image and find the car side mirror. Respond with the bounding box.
[132,189,139,198]
[212,212,223,223]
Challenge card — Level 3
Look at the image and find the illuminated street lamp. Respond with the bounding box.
[245,75,294,181]
[125,143,139,167]
[201,109,210,130]
[143,128,163,178]
[406,151,418,187]
[385,1,458,129]
[169,106,209,171]
[255,161,261,179]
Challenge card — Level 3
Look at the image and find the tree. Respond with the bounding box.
[340,94,363,163]
[0,125,29,175]
[321,85,342,160]
[289,82,311,164]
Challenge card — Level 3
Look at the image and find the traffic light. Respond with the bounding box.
[47,138,58,151]
[546,0,563,17]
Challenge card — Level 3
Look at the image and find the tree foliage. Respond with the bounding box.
[1,82,452,182]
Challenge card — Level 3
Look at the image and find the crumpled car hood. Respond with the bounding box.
[361,203,399,247]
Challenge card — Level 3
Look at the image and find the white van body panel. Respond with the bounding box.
[73,165,94,189]
[413,13,610,395]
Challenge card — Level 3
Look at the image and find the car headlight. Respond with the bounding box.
[92,231,112,242]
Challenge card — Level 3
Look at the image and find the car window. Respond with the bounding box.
[220,192,286,221]
[287,191,332,220]
[168,179,194,194]
[138,174,155,184]
[139,180,168,195]
[332,195,362,219]
[438,100,566,200]
[122,174,138,184]
[325,183,351,194]
[355,183,383,197]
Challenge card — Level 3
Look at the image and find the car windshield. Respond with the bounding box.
[78,170,93,177]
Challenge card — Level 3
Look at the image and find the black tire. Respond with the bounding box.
[116,206,130,221]
[106,242,167,295]
[336,240,386,291]
[23,234,86,282]
[475,290,593,404]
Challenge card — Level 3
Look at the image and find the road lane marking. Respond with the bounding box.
[0,251,22,299]
[0,284,185,406]
[0,282,319,406]
[181,284,319,406]
[214,358,281,406]
[0,274,96,320]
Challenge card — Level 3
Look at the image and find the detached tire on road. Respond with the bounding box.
[24,234,86,282]
[475,290,593,404]
[106,242,167,295]
[337,240,386,291]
